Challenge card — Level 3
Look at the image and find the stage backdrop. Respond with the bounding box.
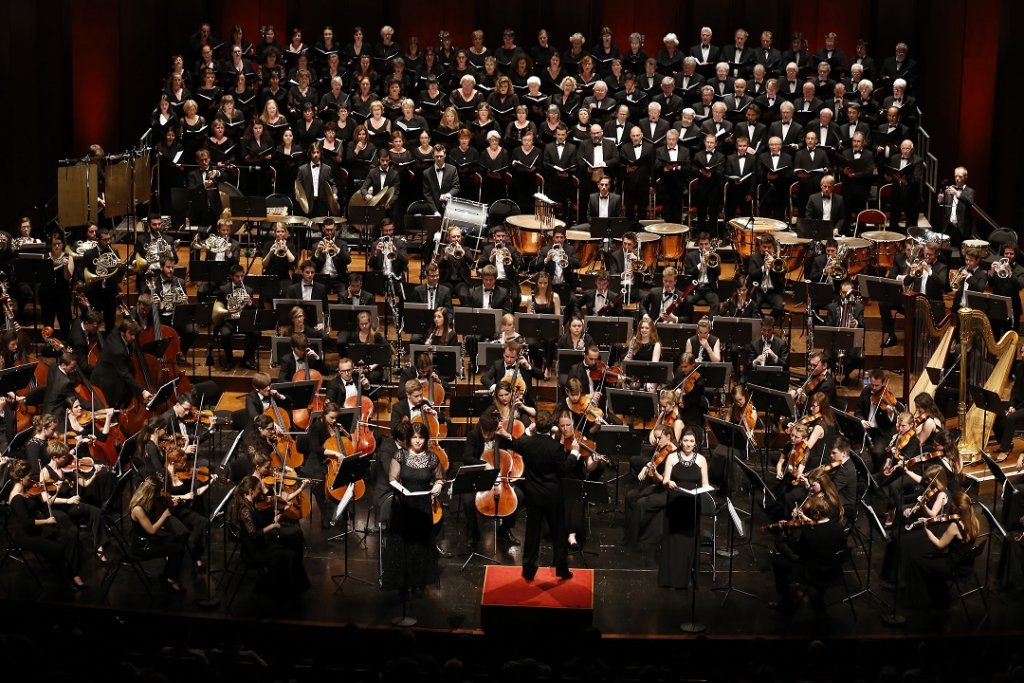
[0,0,1017,231]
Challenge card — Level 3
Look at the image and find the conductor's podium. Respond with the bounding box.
[479,565,594,633]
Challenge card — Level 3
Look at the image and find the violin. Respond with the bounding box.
[561,430,609,465]
[182,407,218,426]
[882,428,917,475]
[588,360,626,385]
[871,386,899,414]
[682,369,700,395]
[884,446,943,477]
[567,393,605,423]
[905,512,961,531]
[25,480,58,497]
[262,466,312,521]
[785,442,807,483]
[760,517,826,532]
[60,456,100,476]
[639,443,674,481]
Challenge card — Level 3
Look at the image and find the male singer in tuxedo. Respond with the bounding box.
[422,144,460,214]
[295,143,337,217]
[585,177,623,222]
[576,123,620,200]
[805,175,848,235]
[884,139,923,230]
[724,136,758,220]
[654,129,692,224]
[619,126,654,222]
[541,124,577,218]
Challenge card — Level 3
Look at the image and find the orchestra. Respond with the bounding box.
[1,20,1017,635]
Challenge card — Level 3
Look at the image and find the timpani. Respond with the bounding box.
[775,231,811,274]
[836,236,873,276]
[566,229,602,266]
[506,214,565,256]
[728,217,787,259]
[636,232,661,269]
[644,223,690,261]
[861,230,906,272]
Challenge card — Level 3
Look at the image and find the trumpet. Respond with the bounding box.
[949,266,970,291]
[316,238,340,257]
[495,245,513,266]
[991,257,1012,279]
[766,244,786,274]
[550,243,569,268]
[907,259,925,278]
[444,242,465,260]
[378,236,397,260]
[823,244,849,281]
[271,240,289,257]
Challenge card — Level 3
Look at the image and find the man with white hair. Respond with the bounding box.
[655,129,692,223]
[934,166,977,246]
[880,42,918,90]
[768,101,804,150]
[689,26,719,66]
[724,28,756,78]
[620,125,655,221]
[812,61,836,98]
[710,61,734,98]
[638,101,671,145]
[793,81,823,118]
[781,62,801,99]
[809,108,841,152]
[748,64,768,98]
[881,78,918,129]
[652,76,685,123]
[582,80,617,120]
[884,139,923,230]
[603,104,632,146]
[674,56,705,102]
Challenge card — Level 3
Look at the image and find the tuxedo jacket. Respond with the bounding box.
[295,161,338,214]
[542,141,578,172]
[743,334,790,370]
[463,284,513,314]
[277,349,329,382]
[422,164,461,214]
[409,283,453,311]
[768,120,804,148]
[586,192,624,222]
[805,192,847,231]
[480,359,544,405]
[337,290,376,306]
[580,288,623,317]
[91,332,144,408]
[575,138,620,172]
[756,151,794,184]
[637,118,671,146]
[734,121,768,153]
[360,165,401,200]
[283,281,329,309]
[532,244,582,289]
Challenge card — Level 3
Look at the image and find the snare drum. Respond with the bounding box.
[836,236,872,276]
[728,217,787,259]
[644,223,689,260]
[862,230,906,271]
[962,238,991,253]
[566,229,601,266]
[636,232,661,268]
[775,231,811,273]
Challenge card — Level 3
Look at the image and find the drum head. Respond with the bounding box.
[836,237,872,248]
[861,230,906,241]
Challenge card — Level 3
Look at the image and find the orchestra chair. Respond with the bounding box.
[98,471,156,603]
[791,546,859,622]
[945,540,990,625]
[685,178,699,227]
[0,480,44,590]
[788,181,801,224]
[832,181,843,196]
[877,183,894,222]
[854,209,887,238]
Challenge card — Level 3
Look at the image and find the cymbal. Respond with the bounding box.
[266,215,311,225]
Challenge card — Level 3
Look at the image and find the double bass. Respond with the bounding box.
[137,276,191,394]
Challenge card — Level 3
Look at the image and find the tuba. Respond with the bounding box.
[211,287,250,326]
[85,251,123,282]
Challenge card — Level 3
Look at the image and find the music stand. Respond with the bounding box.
[0,364,38,397]
[857,274,903,305]
[455,464,502,570]
[516,313,562,343]
[673,483,716,633]
[793,280,836,311]
[449,395,493,425]
[348,203,387,233]
[146,378,180,411]
[814,326,864,355]
[748,382,796,470]
[699,362,732,395]
[655,323,698,351]
[795,218,834,242]
[584,316,633,348]
[454,305,499,334]
[847,499,891,608]
[272,337,324,369]
[242,274,281,304]
[832,410,867,451]
[623,361,673,387]
[713,317,761,349]
[589,217,634,242]
[228,195,267,221]
[409,344,460,380]
[563,477,607,563]
[347,343,392,370]
[269,381,318,421]
[329,454,374,591]
[402,303,435,338]
[966,291,1013,323]
[607,388,657,423]
[476,342,506,373]
[594,425,643,503]
[556,350,585,379]
[706,419,756,603]
[329,304,379,332]
[746,367,788,393]
[237,309,277,368]
[968,384,1004,464]
[274,299,323,329]
[189,260,231,289]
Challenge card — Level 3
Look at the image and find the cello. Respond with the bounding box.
[343,366,376,456]
[264,397,303,469]
[119,323,169,436]
[475,360,524,519]
[323,421,364,504]
[290,346,325,430]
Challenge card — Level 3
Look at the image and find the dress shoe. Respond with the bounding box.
[521,567,537,581]
[556,569,574,580]
[569,541,581,552]
[499,529,521,546]
[219,359,235,371]
[241,358,259,371]
[881,336,898,348]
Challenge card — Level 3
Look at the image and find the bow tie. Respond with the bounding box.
[311,163,320,168]
[506,365,516,371]
[617,124,623,128]
[483,289,492,295]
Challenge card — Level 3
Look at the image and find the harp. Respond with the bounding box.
[904,295,957,407]
[957,307,1018,463]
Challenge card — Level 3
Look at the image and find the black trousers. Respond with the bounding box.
[523,493,568,574]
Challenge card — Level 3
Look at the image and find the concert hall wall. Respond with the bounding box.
[0,0,1017,232]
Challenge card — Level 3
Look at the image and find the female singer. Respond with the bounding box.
[395,98,429,140]
[228,72,256,119]
[472,106,502,155]
[381,421,444,593]
[133,417,169,480]
[294,103,323,150]
[38,441,108,564]
[477,56,500,92]
[659,428,710,589]
[345,124,376,187]
[540,53,566,96]
[216,94,246,138]
[684,317,721,363]
[412,130,435,166]
[450,73,483,122]
[365,100,392,148]
[487,75,519,129]
[435,106,463,147]
[538,104,563,144]
[422,307,458,347]
[128,475,188,592]
[207,119,235,165]
[467,30,489,69]
[575,56,600,95]
[164,72,190,115]
[381,79,405,120]
[416,75,444,132]
[179,99,207,161]
[389,130,412,169]
[492,380,536,425]
[913,393,945,451]
[510,55,534,93]
[350,77,376,121]
[522,77,549,125]
[555,76,581,124]
[344,27,369,68]
[259,100,289,144]
[150,93,179,142]
[7,459,87,590]
[243,120,274,194]
[557,315,593,353]
[273,128,302,199]
[230,475,311,596]
[321,121,345,167]
[349,54,377,95]
[163,446,216,567]
[448,129,479,196]
[563,34,587,77]
[899,490,979,608]
[571,107,591,144]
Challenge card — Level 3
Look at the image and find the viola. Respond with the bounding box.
[785,442,807,483]
[269,431,304,470]
[588,360,625,385]
[25,480,58,496]
[871,386,899,414]
[760,518,826,531]
[905,512,961,531]
[561,430,609,465]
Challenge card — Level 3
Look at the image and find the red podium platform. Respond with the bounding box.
[479,566,594,633]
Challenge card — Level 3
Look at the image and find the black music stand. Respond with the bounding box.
[229,196,267,221]
[699,362,732,395]
[189,261,231,290]
[594,425,643,504]
[563,477,607,564]
[145,378,181,412]
[449,395,493,425]
[0,364,37,399]
[713,317,759,370]
[607,388,657,423]
[329,304,378,333]
[347,343,392,370]
[237,309,277,368]
[655,323,698,351]
[968,384,1004,465]
[455,464,501,570]
[589,217,634,241]
[585,316,632,348]
[832,410,867,453]
[857,274,903,305]
[556,350,585,378]
[795,218,834,242]
[748,382,796,471]
[348,203,387,232]
[847,499,891,609]
[706,419,756,604]
[402,303,435,338]
[516,313,562,344]
[672,484,716,633]
[966,291,1013,324]
[409,344,460,380]
[793,279,837,311]
[273,299,323,329]
[272,337,324,368]
[746,367,788,393]
[454,308,498,342]
[329,454,374,592]
[243,274,281,305]
[269,381,317,420]
[623,361,673,387]
[814,326,864,356]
